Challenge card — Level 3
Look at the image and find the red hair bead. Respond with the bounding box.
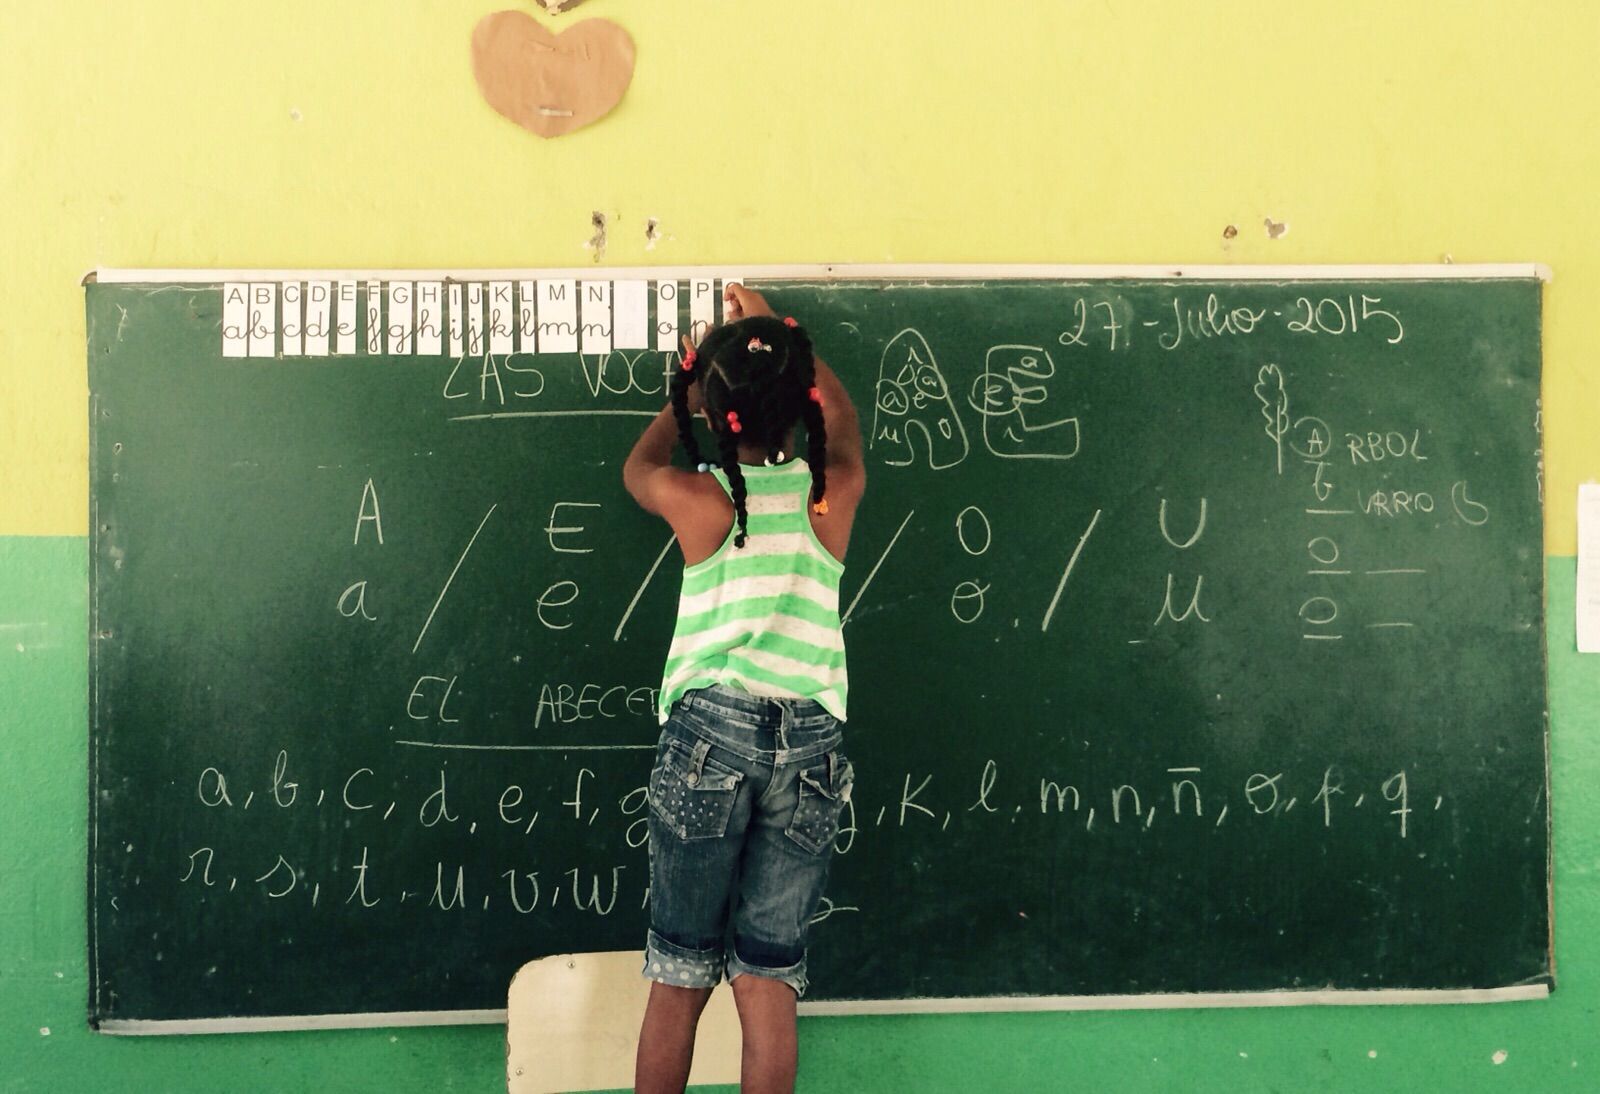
[783,316,799,328]
[808,386,823,404]
[726,411,742,434]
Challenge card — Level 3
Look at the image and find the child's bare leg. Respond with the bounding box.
[729,974,798,1094]
[635,981,713,1094]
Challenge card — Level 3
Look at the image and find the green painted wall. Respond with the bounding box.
[3,534,1595,1091]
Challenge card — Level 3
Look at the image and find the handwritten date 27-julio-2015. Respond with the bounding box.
[1057,292,1406,354]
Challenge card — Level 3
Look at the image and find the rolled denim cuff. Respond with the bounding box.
[726,945,809,998]
[643,929,724,988]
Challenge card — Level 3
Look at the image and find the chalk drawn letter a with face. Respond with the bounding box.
[871,329,970,470]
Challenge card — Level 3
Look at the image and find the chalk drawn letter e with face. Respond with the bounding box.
[967,345,1080,460]
[871,329,970,470]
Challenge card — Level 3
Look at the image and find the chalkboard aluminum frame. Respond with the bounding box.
[88,263,1552,1034]
[93,263,1552,284]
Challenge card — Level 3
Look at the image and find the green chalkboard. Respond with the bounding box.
[86,268,1550,1029]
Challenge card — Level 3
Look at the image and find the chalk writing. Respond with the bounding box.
[167,752,1439,928]
[870,330,970,470]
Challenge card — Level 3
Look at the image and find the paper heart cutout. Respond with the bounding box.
[471,11,635,138]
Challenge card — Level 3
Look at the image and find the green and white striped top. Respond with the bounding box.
[657,458,848,722]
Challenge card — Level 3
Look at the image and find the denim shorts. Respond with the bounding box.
[643,685,853,998]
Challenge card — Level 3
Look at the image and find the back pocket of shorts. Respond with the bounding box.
[785,752,854,855]
[649,739,743,840]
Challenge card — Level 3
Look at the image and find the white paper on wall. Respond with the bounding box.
[280,282,304,356]
[613,280,649,349]
[448,283,464,357]
[336,281,358,355]
[389,282,414,355]
[539,280,578,353]
[580,281,612,354]
[656,280,680,352]
[304,281,332,357]
[688,277,717,345]
[489,282,515,354]
[364,280,382,354]
[249,283,276,358]
[416,282,442,356]
[466,283,485,356]
[222,283,249,358]
[517,280,537,354]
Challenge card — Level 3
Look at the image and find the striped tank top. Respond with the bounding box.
[657,458,848,722]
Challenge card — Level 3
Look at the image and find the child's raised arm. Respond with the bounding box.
[624,334,707,516]
[811,353,864,480]
[622,337,735,565]
[621,403,683,517]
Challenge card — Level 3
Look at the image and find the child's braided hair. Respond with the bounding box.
[671,315,828,549]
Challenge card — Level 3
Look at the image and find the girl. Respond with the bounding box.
[624,283,866,1094]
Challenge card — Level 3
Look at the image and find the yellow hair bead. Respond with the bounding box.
[812,498,830,516]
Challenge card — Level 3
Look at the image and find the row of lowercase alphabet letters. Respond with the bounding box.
[220,276,747,359]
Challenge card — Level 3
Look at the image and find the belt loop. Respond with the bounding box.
[776,702,791,751]
[689,738,711,778]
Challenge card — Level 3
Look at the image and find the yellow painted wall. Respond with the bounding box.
[2,0,1595,545]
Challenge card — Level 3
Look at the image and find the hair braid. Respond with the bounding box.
[753,378,792,463]
[669,363,703,469]
[715,422,750,547]
[802,388,828,508]
[778,325,827,506]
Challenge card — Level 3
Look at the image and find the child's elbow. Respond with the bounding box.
[830,454,867,497]
[622,461,657,512]
[622,458,644,502]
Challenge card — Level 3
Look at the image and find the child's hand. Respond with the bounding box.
[723,283,774,321]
